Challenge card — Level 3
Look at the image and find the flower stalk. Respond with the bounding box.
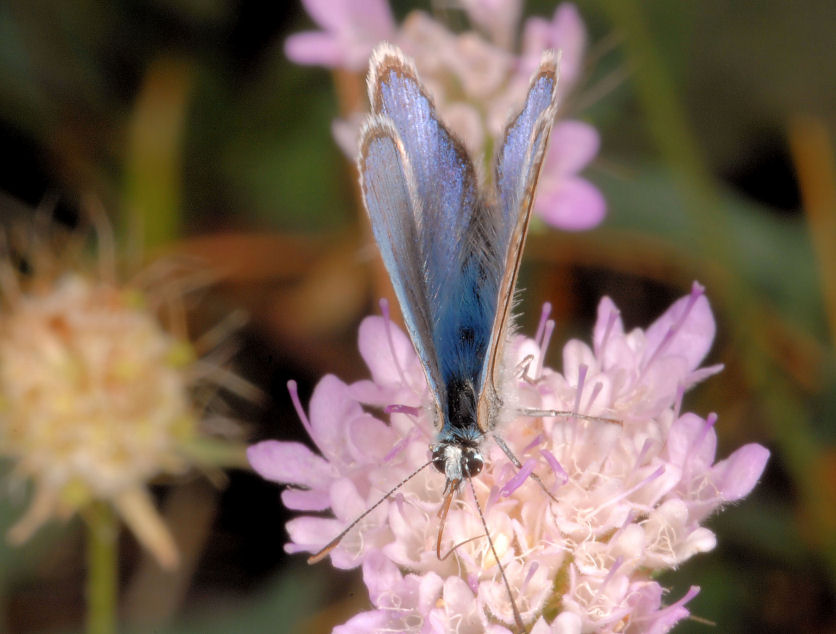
[86,502,118,634]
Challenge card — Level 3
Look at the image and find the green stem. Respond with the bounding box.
[86,503,118,634]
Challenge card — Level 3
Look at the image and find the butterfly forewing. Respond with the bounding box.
[366,45,497,429]
[480,55,559,416]
[358,117,445,407]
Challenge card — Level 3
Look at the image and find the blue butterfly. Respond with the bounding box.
[313,43,559,632]
[360,43,558,500]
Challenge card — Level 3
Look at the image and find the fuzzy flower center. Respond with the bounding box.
[0,274,196,506]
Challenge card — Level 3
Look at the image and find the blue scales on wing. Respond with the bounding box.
[359,43,559,438]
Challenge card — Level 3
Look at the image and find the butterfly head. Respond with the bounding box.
[432,437,484,490]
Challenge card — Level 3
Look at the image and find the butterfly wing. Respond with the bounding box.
[358,116,446,412]
[478,52,560,426]
[364,44,487,428]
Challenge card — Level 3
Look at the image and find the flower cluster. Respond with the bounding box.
[286,0,605,231]
[0,232,235,569]
[249,283,769,632]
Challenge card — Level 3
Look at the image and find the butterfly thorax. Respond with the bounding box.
[432,377,486,486]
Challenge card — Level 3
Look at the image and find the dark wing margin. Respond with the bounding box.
[357,116,445,414]
[479,51,560,427]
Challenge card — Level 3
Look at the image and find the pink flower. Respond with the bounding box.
[287,1,606,232]
[534,120,606,230]
[521,3,587,88]
[459,0,523,50]
[249,283,769,632]
[285,0,395,70]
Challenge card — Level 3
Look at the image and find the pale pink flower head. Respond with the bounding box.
[521,3,587,88]
[0,217,250,571]
[249,284,769,632]
[286,1,607,232]
[285,0,396,70]
[534,120,606,230]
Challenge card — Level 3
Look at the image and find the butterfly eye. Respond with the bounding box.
[431,445,448,474]
[460,448,483,478]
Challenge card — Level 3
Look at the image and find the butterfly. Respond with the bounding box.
[311,43,559,633]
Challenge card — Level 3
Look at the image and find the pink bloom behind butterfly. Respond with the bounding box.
[288,1,606,232]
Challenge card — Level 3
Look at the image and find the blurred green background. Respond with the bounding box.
[0,0,834,632]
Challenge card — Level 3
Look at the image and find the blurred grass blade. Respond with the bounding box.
[123,58,192,250]
[789,115,836,347]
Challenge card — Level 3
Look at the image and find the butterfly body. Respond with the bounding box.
[360,44,559,495]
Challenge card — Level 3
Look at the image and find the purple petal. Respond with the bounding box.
[358,315,415,387]
[280,488,331,512]
[333,610,390,633]
[592,296,623,354]
[665,413,717,473]
[643,285,716,371]
[535,176,606,231]
[294,0,394,70]
[519,17,551,77]
[711,443,770,501]
[520,3,587,86]
[362,551,404,603]
[441,574,477,614]
[301,0,390,34]
[417,571,446,614]
[301,0,348,30]
[546,121,600,175]
[308,374,364,457]
[247,440,332,489]
[285,32,344,67]
[646,586,700,634]
[549,3,587,85]
[284,515,342,554]
[344,412,397,464]
[500,458,537,496]
[541,449,569,485]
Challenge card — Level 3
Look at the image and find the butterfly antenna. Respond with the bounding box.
[438,534,483,561]
[308,458,434,564]
[468,477,526,634]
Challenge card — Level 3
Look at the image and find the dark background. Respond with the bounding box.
[0,1,834,632]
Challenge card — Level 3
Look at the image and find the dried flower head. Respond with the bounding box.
[0,217,243,568]
[250,284,769,632]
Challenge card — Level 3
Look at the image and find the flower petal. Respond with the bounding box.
[711,443,770,501]
[552,611,583,634]
[358,316,416,387]
[284,32,344,67]
[545,121,600,175]
[643,285,715,372]
[535,176,606,231]
[333,610,390,634]
[280,488,331,511]
[308,374,365,459]
[247,440,332,489]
